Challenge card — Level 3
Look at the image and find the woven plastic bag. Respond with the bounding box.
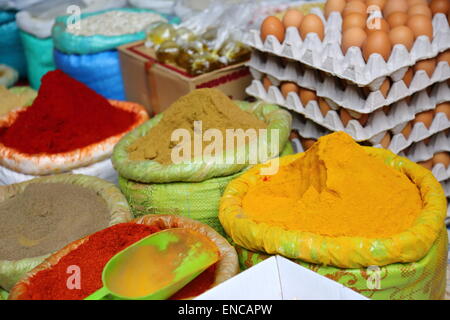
[118,143,294,236]
[113,101,292,184]
[220,148,448,269]
[52,8,177,55]
[0,100,148,176]
[19,31,54,89]
[234,228,448,300]
[0,173,134,291]
[8,214,239,300]
[0,20,27,78]
[54,49,125,101]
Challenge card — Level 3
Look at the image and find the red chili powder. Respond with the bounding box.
[0,70,137,154]
[19,223,216,300]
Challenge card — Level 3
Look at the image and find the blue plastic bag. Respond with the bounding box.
[54,49,125,101]
[52,8,179,55]
[0,18,27,78]
[19,30,55,89]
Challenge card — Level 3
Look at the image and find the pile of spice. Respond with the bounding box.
[128,88,267,164]
[0,86,36,117]
[242,131,423,238]
[0,183,110,260]
[0,70,137,154]
[18,223,216,300]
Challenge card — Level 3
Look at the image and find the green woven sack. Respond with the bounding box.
[234,228,448,300]
[0,174,133,291]
[19,31,55,89]
[118,143,293,236]
[113,101,292,184]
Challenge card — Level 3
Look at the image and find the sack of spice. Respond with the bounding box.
[219,132,448,299]
[0,173,134,291]
[0,70,148,185]
[8,214,239,300]
[0,86,36,117]
[118,142,294,236]
[113,89,292,183]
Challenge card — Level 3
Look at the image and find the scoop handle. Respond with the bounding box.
[84,286,109,300]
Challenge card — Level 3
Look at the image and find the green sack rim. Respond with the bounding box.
[52,8,179,55]
[219,147,448,268]
[112,101,292,183]
[0,173,134,291]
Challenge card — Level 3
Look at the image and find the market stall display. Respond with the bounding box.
[52,8,176,100]
[8,214,239,300]
[0,173,134,291]
[220,132,448,299]
[0,70,148,185]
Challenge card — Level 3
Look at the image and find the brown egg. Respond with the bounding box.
[340,108,354,126]
[418,159,433,170]
[383,0,408,17]
[261,16,285,42]
[379,132,391,148]
[299,87,317,105]
[299,14,324,40]
[414,110,434,128]
[289,130,300,140]
[280,82,299,97]
[437,50,450,66]
[343,1,367,16]
[430,0,450,15]
[383,105,390,114]
[402,67,414,87]
[343,13,367,30]
[379,78,391,97]
[401,121,413,139]
[366,0,386,11]
[408,4,432,18]
[301,138,316,150]
[318,97,332,116]
[414,58,437,78]
[262,76,272,91]
[433,152,450,168]
[408,0,428,6]
[407,15,433,40]
[387,12,409,27]
[341,27,367,53]
[282,9,304,29]
[325,0,347,17]
[435,102,450,119]
[362,30,392,62]
[423,137,431,145]
[366,17,390,34]
[356,112,369,126]
[389,26,415,51]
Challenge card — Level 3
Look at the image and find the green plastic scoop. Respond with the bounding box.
[85,228,219,300]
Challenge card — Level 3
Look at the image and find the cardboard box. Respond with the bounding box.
[118,41,252,115]
[195,256,368,300]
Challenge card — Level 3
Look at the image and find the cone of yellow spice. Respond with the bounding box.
[220,131,447,268]
[241,131,422,238]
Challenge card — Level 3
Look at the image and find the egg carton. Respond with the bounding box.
[402,131,450,163]
[442,179,450,198]
[291,112,331,140]
[245,9,450,89]
[248,50,450,114]
[246,78,450,142]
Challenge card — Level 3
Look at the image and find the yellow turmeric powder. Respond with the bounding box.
[242,132,423,238]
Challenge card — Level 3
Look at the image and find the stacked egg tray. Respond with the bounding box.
[244,8,450,89]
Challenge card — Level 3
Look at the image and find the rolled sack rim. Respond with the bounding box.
[219,147,448,268]
[0,100,149,175]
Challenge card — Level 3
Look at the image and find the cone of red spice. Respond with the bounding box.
[14,223,216,300]
[0,70,137,154]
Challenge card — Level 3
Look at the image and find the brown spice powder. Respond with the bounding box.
[0,183,110,260]
[127,89,267,164]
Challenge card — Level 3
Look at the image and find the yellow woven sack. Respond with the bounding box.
[219,147,447,269]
